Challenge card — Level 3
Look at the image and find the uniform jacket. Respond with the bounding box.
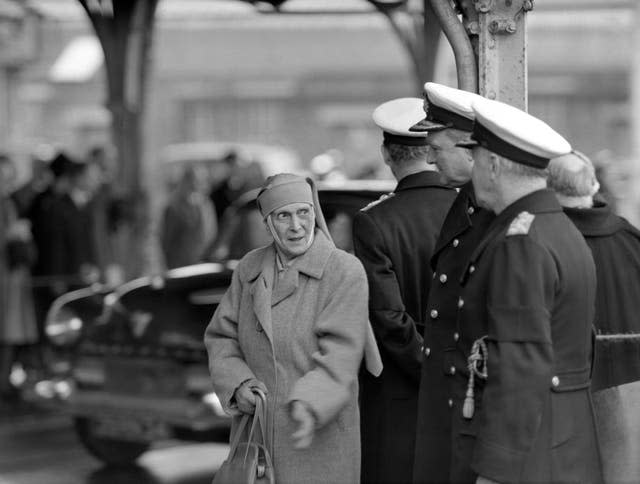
[353,171,456,484]
[204,230,368,484]
[413,183,494,484]
[564,200,640,391]
[453,189,602,483]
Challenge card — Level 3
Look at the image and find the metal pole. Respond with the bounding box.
[629,1,640,225]
[476,0,531,110]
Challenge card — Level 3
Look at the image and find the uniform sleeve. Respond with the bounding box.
[203,265,256,416]
[352,211,423,382]
[288,255,368,427]
[471,236,557,482]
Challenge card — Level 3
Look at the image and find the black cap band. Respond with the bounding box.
[472,122,549,169]
[383,131,429,146]
[427,103,474,132]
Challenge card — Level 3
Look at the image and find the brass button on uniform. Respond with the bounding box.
[424,347,431,357]
[439,274,448,283]
[453,332,460,342]
[468,206,475,215]
[448,398,453,408]
[452,239,459,248]
[457,298,464,309]
[449,366,456,375]
[430,309,439,319]
[551,376,560,387]
[469,265,475,274]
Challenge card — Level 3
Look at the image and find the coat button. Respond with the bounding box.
[449,366,456,375]
[448,398,453,408]
[430,309,439,319]
[424,347,431,357]
[551,376,560,387]
[439,274,448,283]
[453,332,460,342]
[468,206,475,215]
[469,265,475,274]
[452,239,459,248]
[457,298,464,309]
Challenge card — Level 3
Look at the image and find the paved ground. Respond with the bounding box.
[0,402,228,484]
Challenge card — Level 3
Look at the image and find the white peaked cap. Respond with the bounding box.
[467,97,572,168]
[373,97,430,145]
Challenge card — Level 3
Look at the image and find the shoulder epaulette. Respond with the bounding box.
[360,192,395,212]
[506,211,535,236]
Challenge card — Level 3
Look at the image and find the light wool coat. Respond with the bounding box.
[204,230,368,484]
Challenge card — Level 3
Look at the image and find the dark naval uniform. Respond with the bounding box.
[413,183,494,484]
[450,189,602,483]
[353,171,456,484]
[564,198,640,391]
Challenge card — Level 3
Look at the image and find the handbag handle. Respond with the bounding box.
[227,413,251,460]
[244,390,269,461]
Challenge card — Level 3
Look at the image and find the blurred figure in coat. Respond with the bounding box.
[548,150,640,391]
[161,166,216,268]
[0,154,38,404]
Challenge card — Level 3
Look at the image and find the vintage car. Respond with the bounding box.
[31,179,394,465]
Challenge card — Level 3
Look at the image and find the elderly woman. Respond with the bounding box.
[204,173,369,483]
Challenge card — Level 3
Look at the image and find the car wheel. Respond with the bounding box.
[74,417,150,465]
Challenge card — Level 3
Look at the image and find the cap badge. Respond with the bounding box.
[507,211,535,236]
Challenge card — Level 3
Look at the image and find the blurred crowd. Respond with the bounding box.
[0,147,126,405]
[0,146,299,405]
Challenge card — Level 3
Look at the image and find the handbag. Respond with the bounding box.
[213,390,275,484]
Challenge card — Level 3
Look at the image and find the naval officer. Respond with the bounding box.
[411,83,496,484]
[454,98,602,484]
[353,97,457,484]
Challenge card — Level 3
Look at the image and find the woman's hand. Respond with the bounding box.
[291,400,316,449]
[233,379,267,415]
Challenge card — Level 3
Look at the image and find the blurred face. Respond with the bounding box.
[0,160,17,196]
[471,146,496,211]
[426,130,473,186]
[269,202,315,259]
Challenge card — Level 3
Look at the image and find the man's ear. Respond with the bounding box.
[380,144,390,166]
[489,154,501,180]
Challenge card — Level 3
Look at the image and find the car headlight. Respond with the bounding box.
[46,306,83,346]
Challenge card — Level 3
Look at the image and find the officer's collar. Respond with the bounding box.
[494,188,561,225]
[464,189,560,271]
[395,170,449,192]
[562,198,624,236]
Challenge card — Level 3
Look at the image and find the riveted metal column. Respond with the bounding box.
[631,1,640,224]
[476,0,532,110]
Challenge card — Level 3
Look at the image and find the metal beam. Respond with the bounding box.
[476,0,531,110]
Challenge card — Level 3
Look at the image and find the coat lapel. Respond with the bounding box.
[248,247,275,342]
[272,268,299,306]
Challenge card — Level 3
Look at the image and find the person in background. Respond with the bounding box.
[454,98,601,484]
[29,153,98,326]
[84,145,125,286]
[0,154,38,404]
[11,152,54,219]
[411,83,495,484]
[209,150,241,221]
[161,166,217,268]
[205,173,371,484]
[353,97,457,484]
[548,150,640,391]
